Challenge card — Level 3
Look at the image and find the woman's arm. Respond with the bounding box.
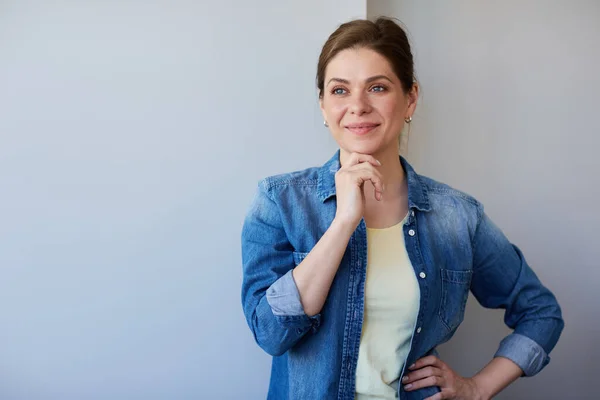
[292,153,383,316]
[402,355,522,400]
[241,181,323,356]
[292,218,355,316]
[469,210,564,376]
[241,181,356,355]
[471,356,523,399]
[242,154,383,355]
[404,207,564,399]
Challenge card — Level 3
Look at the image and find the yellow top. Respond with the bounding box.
[355,215,421,400]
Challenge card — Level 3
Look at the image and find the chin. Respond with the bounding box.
[342,140,385,156]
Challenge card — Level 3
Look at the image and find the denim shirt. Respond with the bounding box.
[241,151,564,400]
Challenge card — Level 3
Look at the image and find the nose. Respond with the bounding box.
[349,91,371,115]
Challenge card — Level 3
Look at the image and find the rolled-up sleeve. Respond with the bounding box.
[241,180,321,357]
[470,208,564,376]
[267,269,308,316]
[494,333,549,376]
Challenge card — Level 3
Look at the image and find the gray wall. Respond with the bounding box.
[0,1,365,399]
[368,1,599,399]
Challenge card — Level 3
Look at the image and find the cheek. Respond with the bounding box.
[325,100,347,121]
[378,98,402,117]
[378,98,406,126]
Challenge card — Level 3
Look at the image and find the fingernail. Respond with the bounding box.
[402,376,409,382]
[376,159,382,165]
[404,384,413,390]
[409,364,416,369]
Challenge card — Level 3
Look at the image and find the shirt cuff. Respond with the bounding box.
[494,333,550,376]
[266,270,321,333]
[266,269,306,316]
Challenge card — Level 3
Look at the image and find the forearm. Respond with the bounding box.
[472,356,523,400]
[292,218,355,316]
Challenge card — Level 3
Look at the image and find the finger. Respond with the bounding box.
[409,356,443,370]
[344,153,382,168]
[402,366,443,384]
[404,375,445,392]
[346,164,384,190]
[351,169,384,200]
[336,167,384,201]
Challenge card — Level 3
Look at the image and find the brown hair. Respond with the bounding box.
[316,17,415,98]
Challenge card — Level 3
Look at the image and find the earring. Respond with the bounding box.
[404,116,412,123]
[324,121,329,127]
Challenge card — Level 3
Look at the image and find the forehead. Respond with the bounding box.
[325,47,396,81]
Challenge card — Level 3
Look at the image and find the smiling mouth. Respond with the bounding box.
[345,123,380,135]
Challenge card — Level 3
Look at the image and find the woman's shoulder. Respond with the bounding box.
[413,174,486,238]
[257,165,321,193]
[416,173,483,218]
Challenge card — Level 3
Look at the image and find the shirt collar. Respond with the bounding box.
[317,149,432,212]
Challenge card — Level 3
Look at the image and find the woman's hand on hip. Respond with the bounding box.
[402,356,488,400]
[333,152,383,229]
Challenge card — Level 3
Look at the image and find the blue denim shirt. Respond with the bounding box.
[241,151,564,400]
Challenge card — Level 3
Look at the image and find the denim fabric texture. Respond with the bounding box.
[241,151,564,400]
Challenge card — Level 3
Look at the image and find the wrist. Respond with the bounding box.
[331,217,358,236]
[470,376,491,400]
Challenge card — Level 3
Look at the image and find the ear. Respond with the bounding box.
[319,95,327,122]
[407,82,419,115]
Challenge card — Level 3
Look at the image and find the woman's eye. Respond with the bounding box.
[371,85,386,92]
[332,88,347,95]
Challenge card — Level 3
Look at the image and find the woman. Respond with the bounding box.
[241,17,563,400]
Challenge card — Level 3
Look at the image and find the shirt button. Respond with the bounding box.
[408,229,416,236]
[417,327,422,333]
[419,272,426,279]
[411,210,415,217]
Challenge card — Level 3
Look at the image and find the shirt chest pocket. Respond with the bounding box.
[438,269,472,331]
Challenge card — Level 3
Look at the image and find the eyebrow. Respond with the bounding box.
[326,75,394,86]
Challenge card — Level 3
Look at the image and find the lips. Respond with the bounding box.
[344,123,380,135]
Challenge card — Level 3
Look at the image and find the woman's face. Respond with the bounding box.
[320,47,417,157]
